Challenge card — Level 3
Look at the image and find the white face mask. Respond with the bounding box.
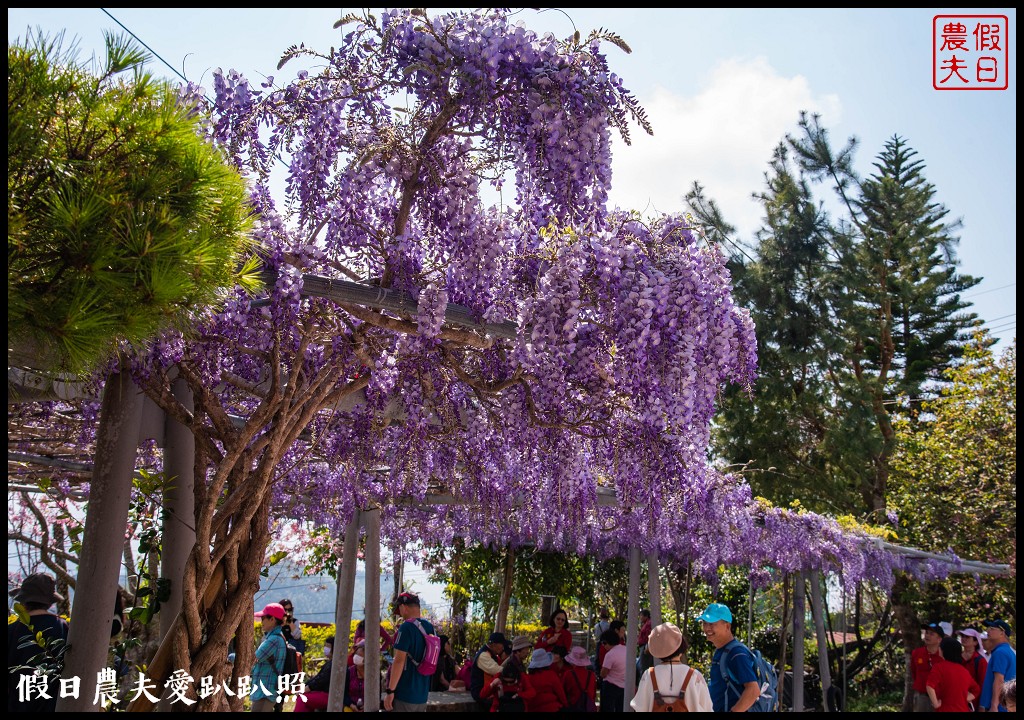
[323,646,332,658]
[353,653,365,666]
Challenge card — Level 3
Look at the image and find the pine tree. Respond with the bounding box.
[697,113,983,518]
[7,29,261,376]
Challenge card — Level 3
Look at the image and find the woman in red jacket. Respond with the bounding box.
[928,637,981,712]
[957,628,988,710]
[562,646,598,712]
[526,649,568,712]
[535,609,573,654]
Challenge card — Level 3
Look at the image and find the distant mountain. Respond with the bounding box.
[253,559,392,625]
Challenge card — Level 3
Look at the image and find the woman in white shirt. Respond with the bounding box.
[630,622,714,713]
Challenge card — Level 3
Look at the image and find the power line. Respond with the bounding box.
[100,8,189,84]
[965,282,1016,299]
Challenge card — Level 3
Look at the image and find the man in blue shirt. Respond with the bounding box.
[700,603,761,712]
[383,592,435,712]
[980,619,1017,712]
[251,603,287,712]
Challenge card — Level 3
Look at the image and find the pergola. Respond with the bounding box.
[8,272,1010,713]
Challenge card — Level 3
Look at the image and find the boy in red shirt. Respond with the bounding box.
[912,622,946,712]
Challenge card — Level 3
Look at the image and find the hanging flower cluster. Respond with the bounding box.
[8,10,963,596]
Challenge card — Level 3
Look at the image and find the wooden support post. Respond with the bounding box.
[810,571,833,712]
[327,512,361,712]
[363,508,382,712]
[625,546,641,711]
[57,369,144,712]
[792,571,806,713]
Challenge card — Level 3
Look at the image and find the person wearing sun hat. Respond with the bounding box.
[979,618,1016,713]
[958,628,989,703]
[8,572,70,712]
[562,646,598,711]
[526,649,568,712]
[631,621,713,712]
[912,621,948,712]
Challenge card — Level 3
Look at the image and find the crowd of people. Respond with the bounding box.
[6,570,1017,713]
[254,598,1017,713]
[912,618,1018,712]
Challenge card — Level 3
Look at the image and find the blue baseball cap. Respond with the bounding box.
[983,619,1012,636]
[698,603,733,624]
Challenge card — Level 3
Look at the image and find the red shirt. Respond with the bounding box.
[535,627,573,653]
[480,674,536,713]
[962,651,988,690]
[638,619,652,646]
[911,645,944,693]
[927,660,980,712]
[562,665,597,708]
[526,667,568,712]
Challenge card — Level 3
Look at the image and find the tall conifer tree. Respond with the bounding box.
[697,113,982,518]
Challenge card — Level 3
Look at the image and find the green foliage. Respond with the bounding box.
[8,602,69,687]
[115,470,174,666]
[889,334,1016,620]
[700,113,982,519]
[423,540,602,624]
[847,685,903,712]
[8,28,262,376]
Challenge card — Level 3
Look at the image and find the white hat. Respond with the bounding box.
[958,628,984,642]
[939,621,953,638]
[528,650,553,670]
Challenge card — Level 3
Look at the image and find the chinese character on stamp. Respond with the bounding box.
[934,15,1009,90]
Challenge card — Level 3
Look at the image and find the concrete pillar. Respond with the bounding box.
[327,512,361,712]
[363,508,382,712]
[646,553,661,627]
[624,546,641,711]
[160,378,195,638]
[792,572,806,712]
[809,571,833,711]
[57,369,144,712]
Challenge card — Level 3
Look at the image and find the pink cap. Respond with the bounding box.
[958,628,984,642]
[255,602,286,620]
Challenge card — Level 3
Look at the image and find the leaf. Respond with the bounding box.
[269,550,288,566]
[14,602,31,626]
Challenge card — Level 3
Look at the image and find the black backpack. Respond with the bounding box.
[282,640,300,677]
[273,637,302,712]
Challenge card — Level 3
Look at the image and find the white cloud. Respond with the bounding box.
[607,56,842,240]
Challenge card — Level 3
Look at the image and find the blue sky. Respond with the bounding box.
[8,7,1016,347]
